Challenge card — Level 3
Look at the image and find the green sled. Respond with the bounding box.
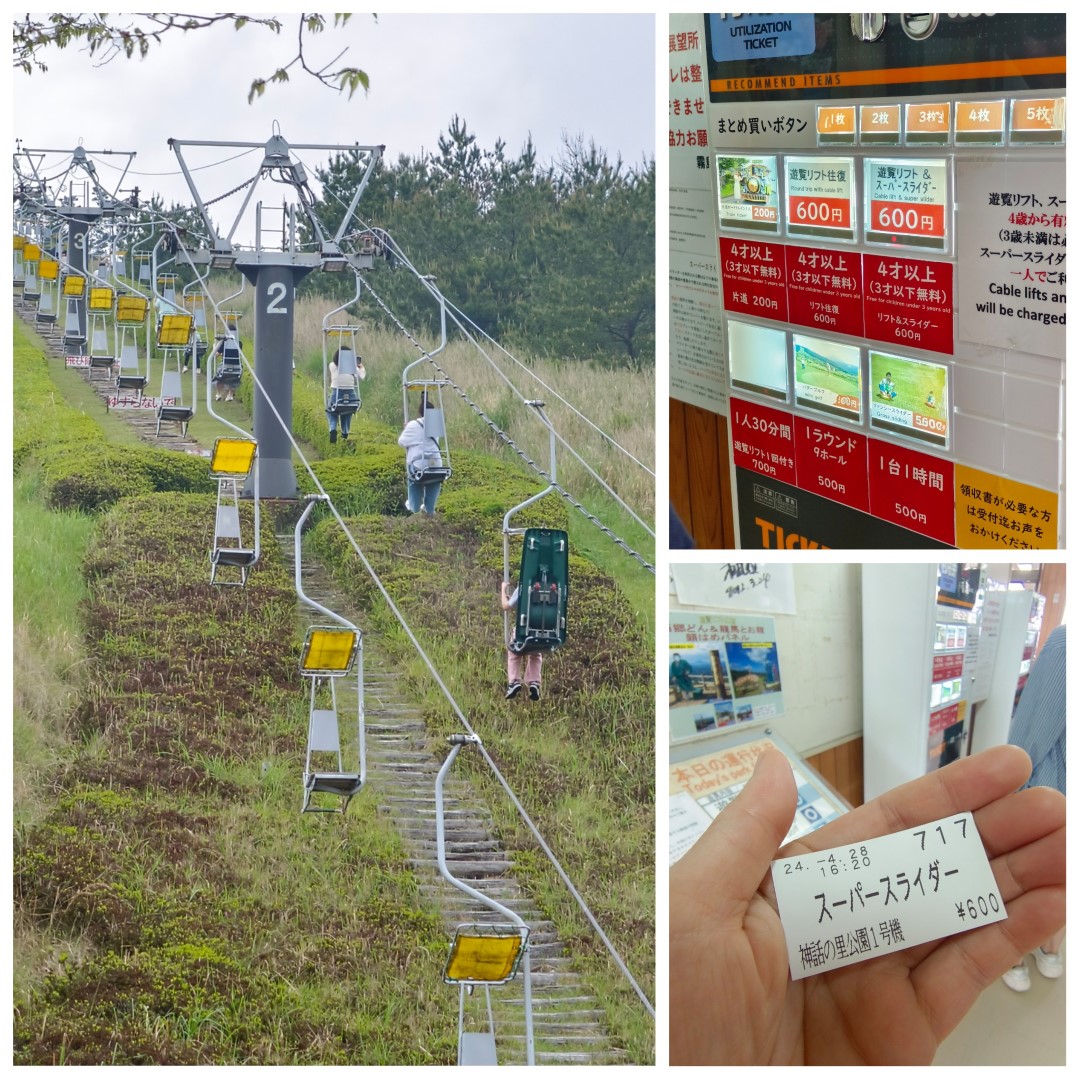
[510,528,569,655]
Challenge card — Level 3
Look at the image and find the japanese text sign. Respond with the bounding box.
[772,812,1006,980]
[731,398,797,485]
[868,439,955,546]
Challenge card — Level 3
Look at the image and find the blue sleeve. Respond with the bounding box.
[670,505,695,549]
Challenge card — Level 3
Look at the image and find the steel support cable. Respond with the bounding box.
[211,327,656,1021]
[159,228,654,1020]
[439,291,654,480]
[345,224,654,537]
[90,145,260,176]
[356,273,656,574]
[312,184,653,484]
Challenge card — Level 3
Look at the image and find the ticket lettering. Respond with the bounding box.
[771,811,1006,979]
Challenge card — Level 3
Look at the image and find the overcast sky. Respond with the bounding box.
[13,12,655,227]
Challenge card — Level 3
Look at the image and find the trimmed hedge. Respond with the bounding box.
[14,322,216,512]
[38,443,216,513]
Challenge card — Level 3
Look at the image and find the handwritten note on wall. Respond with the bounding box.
[670,563,797,614]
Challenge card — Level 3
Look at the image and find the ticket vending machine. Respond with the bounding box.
[669,13,1065,549]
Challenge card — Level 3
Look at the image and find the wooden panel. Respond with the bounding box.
[669,398,692,542]
[716,415,735,549]
[806,736,864,809]
[669,400,736,549]
[686,404,721,548]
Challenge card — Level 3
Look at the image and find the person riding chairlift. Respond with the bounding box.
[326,348,366,443]
[398,393,444,515]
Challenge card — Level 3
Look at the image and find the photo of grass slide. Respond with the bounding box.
[793,333,862,422]
[869,349,949,448]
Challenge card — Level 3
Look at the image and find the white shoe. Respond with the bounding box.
[1034,947,1064,979]
[1002,961,1032,992]
[404,499,416,513]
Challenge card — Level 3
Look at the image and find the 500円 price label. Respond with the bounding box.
[771,811,1005,979]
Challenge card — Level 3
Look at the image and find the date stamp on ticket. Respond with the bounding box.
[771,811,1006,979]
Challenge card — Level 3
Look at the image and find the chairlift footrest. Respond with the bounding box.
[212,548,257,567]
[411,467,452,485]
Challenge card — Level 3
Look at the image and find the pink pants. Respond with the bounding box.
[507,650,543,685]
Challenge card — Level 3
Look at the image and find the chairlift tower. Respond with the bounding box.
[14,144,137,347]
[170,129,384,498]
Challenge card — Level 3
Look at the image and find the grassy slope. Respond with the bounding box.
[13,317,656,1064]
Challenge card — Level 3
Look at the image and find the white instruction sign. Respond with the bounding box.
[771,811,1005,980]
[668,791,714,865]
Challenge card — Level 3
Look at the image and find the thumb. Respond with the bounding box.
[678,747,797,915]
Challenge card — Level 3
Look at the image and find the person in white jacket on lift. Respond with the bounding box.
[397,394,443,515]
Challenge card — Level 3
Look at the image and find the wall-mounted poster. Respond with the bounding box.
[670,563,797,614]
[717,154,781,233]
[669,610,786,743]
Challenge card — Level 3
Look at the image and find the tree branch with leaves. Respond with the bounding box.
[12,12,372,103]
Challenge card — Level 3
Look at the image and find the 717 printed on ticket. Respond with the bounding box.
[771,811,1006,980]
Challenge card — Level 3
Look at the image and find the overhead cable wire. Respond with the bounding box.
[90,145,261,176]
[356,272,656,573]
[314,181,654,488]
[353,226,654,539]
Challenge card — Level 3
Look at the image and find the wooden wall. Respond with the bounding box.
[805,737,864,809]
[669,398,735,549]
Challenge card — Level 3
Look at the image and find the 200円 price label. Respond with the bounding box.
[770,811,1006,979]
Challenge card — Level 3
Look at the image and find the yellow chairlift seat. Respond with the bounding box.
[208,438,259,586]
[156,313,195,435]
[113,294,150,384]
[61,276,88,348]
[299,625,364,813]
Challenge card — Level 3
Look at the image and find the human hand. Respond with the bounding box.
[669,745,1065,1065]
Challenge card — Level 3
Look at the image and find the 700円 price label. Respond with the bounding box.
[770,812,1005,980]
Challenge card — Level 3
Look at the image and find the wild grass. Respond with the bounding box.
[13,289,656,1064]
[12,465,95,808]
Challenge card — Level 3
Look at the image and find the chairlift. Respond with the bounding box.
[155,311,196,436]
[210,312,244,400]
[208,436,260,586]
[322,281,366,438]
[294,495,365,814]
[21,242,42,301]
[133,249,153,285]
[61,274,87,350]
[436,734,535,1067]
[13,234,27,289]
[323,324,364,433]
[114,293,150,391]
[157,272,178,306]
[502,402,569,656]
[182,283,210,371]
[401,281,452,486]
[35,256,59,324]
[87,285,116,366]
